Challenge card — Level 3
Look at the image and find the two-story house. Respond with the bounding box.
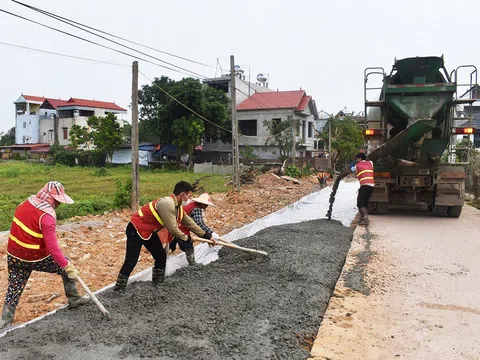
[236,90,319,159]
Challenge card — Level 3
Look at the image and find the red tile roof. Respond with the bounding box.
[237,90,311,111]
[58,98,127,112]
[41,98,69,109]
[22,95,47,102]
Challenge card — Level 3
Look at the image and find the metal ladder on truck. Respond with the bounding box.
[364,67,386,152]
[449,65,478,163]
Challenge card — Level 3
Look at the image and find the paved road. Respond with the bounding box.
[310,205,480,360]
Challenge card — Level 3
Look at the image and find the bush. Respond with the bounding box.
[113,178,132,209]
[301,164,314,176]
[285,165,301,178]
[56,199,112,220]
[93,167,109,177]
[53,149,106,167]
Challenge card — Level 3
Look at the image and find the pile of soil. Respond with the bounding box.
[0,219,352,360]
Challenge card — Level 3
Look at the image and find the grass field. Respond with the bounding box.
[0,161,229,231]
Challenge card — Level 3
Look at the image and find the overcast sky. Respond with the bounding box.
[1,0,478,133]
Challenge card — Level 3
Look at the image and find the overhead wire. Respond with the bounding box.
[0,41,130,67]
[11,0,218,70]
[12,1,213,80]
[0,8,201,78]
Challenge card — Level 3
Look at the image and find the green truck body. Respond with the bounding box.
[364,56,477,217]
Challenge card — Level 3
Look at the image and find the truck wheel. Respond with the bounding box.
[376,202,388,214]
[433,205,448,217]
[447,206,462,218]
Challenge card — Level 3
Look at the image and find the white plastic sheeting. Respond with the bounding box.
[0,180,358,337]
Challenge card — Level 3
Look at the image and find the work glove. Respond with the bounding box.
[63,262,79,280]
[169,238,178,252]
[202,231,213,240]
[212,232,220,240]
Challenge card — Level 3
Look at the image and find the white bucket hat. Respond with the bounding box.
[191,193,216,207]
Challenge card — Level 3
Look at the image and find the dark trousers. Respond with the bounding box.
[119,222,167,277]
[169,237,194,253]
[357,185,374,209]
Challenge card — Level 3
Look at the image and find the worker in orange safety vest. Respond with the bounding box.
[340,152,375,225]
[0,181,89,329]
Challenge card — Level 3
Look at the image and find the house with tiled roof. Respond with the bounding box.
[236,90,319,159]
[13,94,127,145]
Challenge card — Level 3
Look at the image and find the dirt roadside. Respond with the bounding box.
[0,174,321,325]
[310,205,480,359]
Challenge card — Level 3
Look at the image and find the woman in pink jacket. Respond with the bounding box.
[0,181,89,329]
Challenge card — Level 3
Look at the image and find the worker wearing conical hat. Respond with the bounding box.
[168,193,219,265]
[0,181,89,329]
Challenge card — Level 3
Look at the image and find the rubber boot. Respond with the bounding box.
[185,248,196,266]
[357,207,370,226]
[151,268,165,286]
[62,276,90,308]
[114,273,129,293]
[0,304,16,329]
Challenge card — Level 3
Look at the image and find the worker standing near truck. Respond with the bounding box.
[340,153,375,225]
[0,181,89,329]
[114,181,216,293]
[168,193,220,266]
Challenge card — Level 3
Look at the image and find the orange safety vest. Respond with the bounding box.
[130,195,184,240]
[7,200,50,262]
[355,160,375,186]
[167,201,199,242]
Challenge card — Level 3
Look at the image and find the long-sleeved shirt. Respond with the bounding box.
[155,196,205,241]
[189,208,213,234]
[40,214,68,268]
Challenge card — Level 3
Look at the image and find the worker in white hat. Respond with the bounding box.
[168,193,220,265]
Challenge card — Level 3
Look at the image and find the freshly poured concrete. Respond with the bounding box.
[0,219,353,360]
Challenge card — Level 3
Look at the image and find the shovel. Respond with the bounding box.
[191,235,269,256]
[76,276,111,319]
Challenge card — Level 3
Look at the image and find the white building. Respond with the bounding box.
[236,90,319,159]
[13,94,127,146]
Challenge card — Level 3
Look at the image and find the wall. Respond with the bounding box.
[15,114,40,144]
[57,116,89,146]
[194,162,244,175]
[39,118,55,144]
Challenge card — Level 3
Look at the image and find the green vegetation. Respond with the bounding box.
[285,164,301,178]
[0,161,228,231]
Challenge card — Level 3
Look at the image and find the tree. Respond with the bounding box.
[322,117,363,171]
[122,121,132,140]
[263,116,299,162]
[138,76,230,149]
[0,127,15,146]
[68,113,123,161]
[87,113,124,161]
[69,125,91,149]
[455,137,476,163]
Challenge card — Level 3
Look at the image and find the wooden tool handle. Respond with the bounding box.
[191,235,269,256]
[77,276,111,319]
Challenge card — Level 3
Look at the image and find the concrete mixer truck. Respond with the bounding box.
[363,56,476,217]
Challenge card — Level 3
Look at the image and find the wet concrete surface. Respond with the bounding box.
[0,219,353,360]
[344,230,373,295]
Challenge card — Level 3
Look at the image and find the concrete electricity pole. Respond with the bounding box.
[328,119,332,170]
[131,61,140,211]
[230,55,240,191]
[291,119,296,165]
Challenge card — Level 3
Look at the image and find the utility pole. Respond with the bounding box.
[131,61,140,211]
[230,55,240,191]
[328,120,332,170]
[291,118,296,165]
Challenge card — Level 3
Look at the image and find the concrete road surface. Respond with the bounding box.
[310,205,480,360]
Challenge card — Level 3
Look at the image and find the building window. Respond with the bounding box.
[308,122,313,138]
[302,121,306,141]
[272,118,281,126]
[238,120,257,136]
[63,127,68,140]
[474,133,480,149]
[48,130,54,141]
[23,122,27,128]
[58,110,74,118]
[314,140,318,149]
[79,110,95,117]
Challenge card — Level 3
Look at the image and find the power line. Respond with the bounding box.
[12,1,213,80]
[12,0,218,70]
[0,8,201,78]
[0,40,130,67]
[139,70,232,134]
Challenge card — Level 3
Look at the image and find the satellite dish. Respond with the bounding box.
[257,73,267,83]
